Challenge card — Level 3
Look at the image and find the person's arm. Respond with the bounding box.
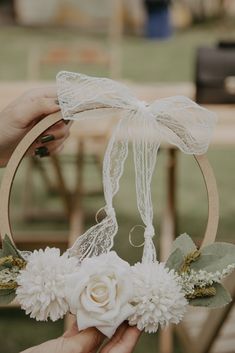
[0,87,70,166]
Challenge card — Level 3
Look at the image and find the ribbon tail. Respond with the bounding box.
[67,216,118,261]
[142,236,157,264]
[132,113,159,263]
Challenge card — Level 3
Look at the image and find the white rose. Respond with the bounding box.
[65,251,134,337]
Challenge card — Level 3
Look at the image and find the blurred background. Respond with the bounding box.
[0,1,235,353]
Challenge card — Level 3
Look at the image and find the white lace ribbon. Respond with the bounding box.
[57,71,217,263]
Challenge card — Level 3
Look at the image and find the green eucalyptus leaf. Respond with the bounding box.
[2,235,22,259]
[202,242,235,259]
[0,289,16,305]
[189,283,232,309]
[190,254,219,271]
[193,242,235,273]
[166,248,184,271]
[171,233,197,256]
[202,242,235,257]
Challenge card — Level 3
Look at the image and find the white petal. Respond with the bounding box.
[77,309,108,330]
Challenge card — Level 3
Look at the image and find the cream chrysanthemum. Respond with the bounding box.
[128,262,188,333]
[16,248,78,321]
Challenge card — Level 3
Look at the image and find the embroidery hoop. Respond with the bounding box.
[0,110,219,251]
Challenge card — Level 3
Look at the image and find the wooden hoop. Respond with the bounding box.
[0,112,219,249]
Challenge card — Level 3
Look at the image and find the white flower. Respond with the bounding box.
[65,251,134,338]
[128,262,188,333]
[179,264,235,296]
[16,247,78,321]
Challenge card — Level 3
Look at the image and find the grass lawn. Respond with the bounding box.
[0,21,235,353]
[0,20,235,82]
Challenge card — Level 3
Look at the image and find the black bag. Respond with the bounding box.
[195,41,235,104]
[144,0,171,12]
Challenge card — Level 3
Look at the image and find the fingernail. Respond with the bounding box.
[41,134,55,144]
[63,119,70,125]
[55,99,60,105]
[35,146,50,158]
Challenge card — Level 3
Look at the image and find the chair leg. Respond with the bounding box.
[159,149,178,353]
[193,275,235,353]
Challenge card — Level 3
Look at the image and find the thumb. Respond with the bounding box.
[18,97,60,128]
[63,320,79,338]
[64,327,105,353]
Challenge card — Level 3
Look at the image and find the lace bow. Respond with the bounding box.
[57,71,217,264]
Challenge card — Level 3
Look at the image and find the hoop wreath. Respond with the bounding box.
[0,72,235,337]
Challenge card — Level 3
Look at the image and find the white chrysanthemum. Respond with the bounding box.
[16,248,78,321]
[128,262,188,333]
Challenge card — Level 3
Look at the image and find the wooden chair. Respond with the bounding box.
[159,148,235,353]
[27,0,124,81]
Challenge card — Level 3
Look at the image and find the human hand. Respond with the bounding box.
[0,87,70,166]
[21,321,141,353]
[97,322,141,353]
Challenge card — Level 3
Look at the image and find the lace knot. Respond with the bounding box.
[137,100,147,109]
[144,225,155,239]
[105,206,115,218]
[134,100,148,115]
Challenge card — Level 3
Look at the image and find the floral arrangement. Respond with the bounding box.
[0,234,235,337]
[1,71,235,338]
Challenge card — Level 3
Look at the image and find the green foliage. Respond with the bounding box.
[188,242,235,273]
[170,233,197,256]
[167,234,235,309]
[189,283,232,308]
[168,234,235,275]
[1,235,23,259]
[198,242,235,273]
[0,235,24,304]
[166,248,184,271]
[0,289,16,305]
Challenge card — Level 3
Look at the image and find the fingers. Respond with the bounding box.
[20,97,60,128]
[42,120,72,141]
[27,120,72,157]
[63,320,79,339]
[25,86,58,99]
[22,324,141,353]
[28,136,66,157]
[100,323,141,353]
[63,321,104,353]
[117,326,141,352]
[31,324,104,353]
[3,87,61,129]
[64,327,105,353]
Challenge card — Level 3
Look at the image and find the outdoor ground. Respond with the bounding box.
[0,20,235,353]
